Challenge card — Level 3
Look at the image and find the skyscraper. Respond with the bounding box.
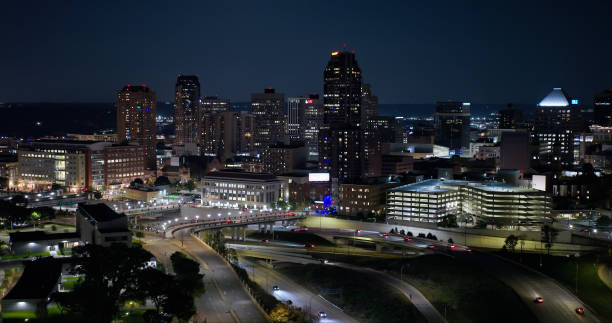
[302,94,324,160]
[174,75,201,146]
[361,83,379,123]
[201,95,230,114]
[322,50,362,127]
[498,104,523,129]
[434,101,471,154]
[251,88,285,151]
[287,97,305,143]
[534,88,583,166]
[594,89,612,126]
[116,85,157,169]
[319,50,366,182]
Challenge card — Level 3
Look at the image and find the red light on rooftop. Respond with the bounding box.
[142,84,146,87]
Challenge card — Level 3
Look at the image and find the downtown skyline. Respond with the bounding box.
[1,0,612,104]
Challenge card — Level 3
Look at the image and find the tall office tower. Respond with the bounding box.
[323,51,362,126]
[262,143,307,175]
[498,104,523,129]
[534,88,583,166]
[200,112,240,160]
[500,132,530,172]
[302,94,324,159]
[201,95,230,114]
[287,97,305,143]
[319,50,365,182]
[594,89,612,126]
[251,88,285,151]
[361,83,379,123]
[116,85,157,169]
[434,101,471,155]
[238,111,256,154]
[174,75,201,146]
[366,116,403,143]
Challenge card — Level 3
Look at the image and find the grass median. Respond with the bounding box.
[330,254,537,323]
[277,262,427,323]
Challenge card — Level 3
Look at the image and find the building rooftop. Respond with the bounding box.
[3,258,62,300]
[78,203,123,222]
[204,170,278,181]
[9,231,79,244]
[538,88,570,107]
[392,179,536,193]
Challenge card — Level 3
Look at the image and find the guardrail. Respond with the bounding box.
[165,213,303,238]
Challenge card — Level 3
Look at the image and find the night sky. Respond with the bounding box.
[1,0,611,104]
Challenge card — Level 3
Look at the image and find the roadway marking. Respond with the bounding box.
[212,277,226,302]
[229,309,241,323]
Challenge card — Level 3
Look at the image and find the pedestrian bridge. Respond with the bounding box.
[165,213,303,238]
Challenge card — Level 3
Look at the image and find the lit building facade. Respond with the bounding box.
[319,50,364,183]
[200,170,283,210]
[594,89,612,126]
[174,75,201,146]
[251,88,285,151]
[262,143,307,175]
[103,143,146,189]
[534,88,583,166]
[434,101,471,155]
[302,94,324,159]
[18,141,111,191]
[116,85,157,169]
[361,83,378,123]
[200,95,230,114]
[387,179,551,223]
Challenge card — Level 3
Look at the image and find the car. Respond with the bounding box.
[262,239,269,243]
[449,244,455,248]
[575,307,585,314]
[535,297,544,303]
[305,243,316,248]
[320,258,329,264]
[291,228,298,232]
[299,227,309,231]
[356,229,361,233]
[428,245,436,249]
[403,237,412,242]
[318,311,328,318]
[272,285,280,291]
[382,233,388,237]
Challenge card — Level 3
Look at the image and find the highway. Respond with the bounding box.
[229,242,444,323]
[143,233,267,323]
[317,226,603,323]
[237,257,357,323]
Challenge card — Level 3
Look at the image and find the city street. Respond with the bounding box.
[142,233,266,323]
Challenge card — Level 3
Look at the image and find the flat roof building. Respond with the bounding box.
[200,170,283,210]
[76,203,131,246]
[387,179,551,224]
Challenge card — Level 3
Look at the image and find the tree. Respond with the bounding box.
[170,252,205,296]
[0,177,8,190]
[505,235,519,253]
[162,288,195,320]
[130,178,144,187]
[269,304,305,323]
[185,180,196,192]
[596,215,611,227]
[154,176,171,186]
[139,267,174,312]
[53,244,155,322]
[541,225,558,256]
[438,214,459,228]
[93,191,103,199]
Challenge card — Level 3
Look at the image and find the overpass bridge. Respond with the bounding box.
[165,213,303,238]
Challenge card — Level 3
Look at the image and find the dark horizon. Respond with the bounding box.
[1,1,611,104]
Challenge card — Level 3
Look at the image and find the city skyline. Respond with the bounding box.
[1,1,612,104]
